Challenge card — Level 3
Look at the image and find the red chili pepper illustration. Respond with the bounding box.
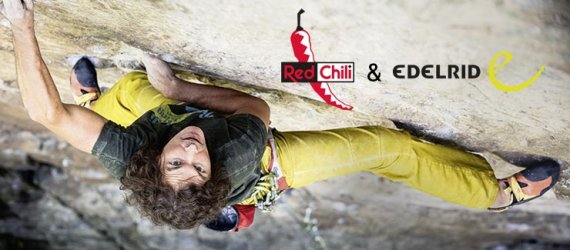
[290,9,353,111]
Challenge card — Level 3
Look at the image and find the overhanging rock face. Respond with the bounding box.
[0,0,569,249]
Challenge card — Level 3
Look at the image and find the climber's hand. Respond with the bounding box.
[142,53,180,99]
[0,0,34,32]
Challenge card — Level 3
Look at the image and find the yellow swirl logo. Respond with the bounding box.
[488,51,545,92]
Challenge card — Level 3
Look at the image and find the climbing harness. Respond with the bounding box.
[250,129,288,212]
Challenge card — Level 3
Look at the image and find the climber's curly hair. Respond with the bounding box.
[120,143,231,229]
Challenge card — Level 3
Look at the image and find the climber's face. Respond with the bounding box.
[160,126,211,190]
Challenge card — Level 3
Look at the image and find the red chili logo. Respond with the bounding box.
[288,9,353,111]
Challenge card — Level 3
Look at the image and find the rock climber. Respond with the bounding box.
[2,0,560,232]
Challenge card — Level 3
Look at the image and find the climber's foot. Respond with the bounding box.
[70,57,100,108]
[489,158,561,212]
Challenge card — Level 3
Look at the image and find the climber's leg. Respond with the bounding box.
[273,126,499,209]
[90,71,179,127]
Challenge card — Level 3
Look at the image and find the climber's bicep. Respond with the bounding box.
[42,104,108,154]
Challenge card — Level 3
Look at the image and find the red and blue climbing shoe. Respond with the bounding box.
[70,57,100,108]
[489,158,561,212]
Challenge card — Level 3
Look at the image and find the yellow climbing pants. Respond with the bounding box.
[91,71,179,127]
[92,72,499,209]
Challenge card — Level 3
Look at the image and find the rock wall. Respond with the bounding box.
[1,0,569,249]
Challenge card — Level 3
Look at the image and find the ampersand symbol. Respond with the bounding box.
[367,63,382,82]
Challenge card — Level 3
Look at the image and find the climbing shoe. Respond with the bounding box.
[203,206,239,232]
[489,158,561,212]
[70,57,100,108]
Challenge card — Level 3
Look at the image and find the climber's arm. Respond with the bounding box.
[168,77,270,130]
[3,0,107,153]
[143,55,270,129]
